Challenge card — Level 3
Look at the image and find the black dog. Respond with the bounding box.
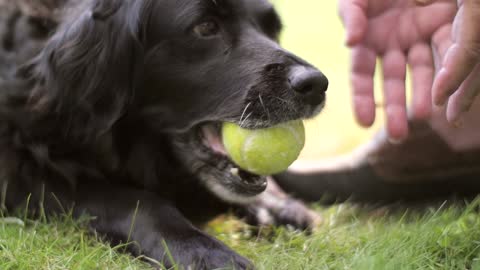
[0,0,328,268]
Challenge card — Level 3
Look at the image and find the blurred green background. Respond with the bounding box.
[273,0,385,160]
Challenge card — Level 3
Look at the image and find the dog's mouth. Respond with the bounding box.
[170,121,269,203]
[194,123,267,202]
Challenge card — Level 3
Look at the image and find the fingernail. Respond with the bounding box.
[388,137,405,145]
[435,97,446,106]
[345,33,353,47]
[414,0,435,6]
[453,116,464,128]
[433,91,447,106]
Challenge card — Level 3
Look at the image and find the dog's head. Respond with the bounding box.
[27,0,328,203]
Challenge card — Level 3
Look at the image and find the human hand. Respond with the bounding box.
[431,0,480,126]
[339,0,456,140]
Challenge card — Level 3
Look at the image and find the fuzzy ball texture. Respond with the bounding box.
[222,120,305,176]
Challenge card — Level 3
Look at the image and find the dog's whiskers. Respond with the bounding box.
[273,96,289,104]
[239,102,252,124]
[240,112,253,127]
[274,95,299,114]
[258,94,270,122]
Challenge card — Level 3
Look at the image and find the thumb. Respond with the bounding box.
[432,0,480,105]
[457,0,480,48]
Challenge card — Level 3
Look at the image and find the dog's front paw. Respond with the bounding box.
[243,197,321,231]
[241,177,321,230]
[165,233,253,270]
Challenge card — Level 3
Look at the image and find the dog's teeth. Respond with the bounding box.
[230,167,240,176]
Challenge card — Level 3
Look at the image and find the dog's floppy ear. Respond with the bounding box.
[28,0,150,142]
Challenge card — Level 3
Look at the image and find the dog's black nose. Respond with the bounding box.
[289,66,328,95]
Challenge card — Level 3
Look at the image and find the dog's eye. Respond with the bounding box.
[193,21,219,38]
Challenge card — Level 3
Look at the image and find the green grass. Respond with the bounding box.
[0,214,150,269]
[213,200,480,270]
[3,200,480,269]
[1,1,476,270]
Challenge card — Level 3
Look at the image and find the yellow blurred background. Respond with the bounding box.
[274,0,385,160]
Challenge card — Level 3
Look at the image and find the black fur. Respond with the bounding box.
[0,0,327,268]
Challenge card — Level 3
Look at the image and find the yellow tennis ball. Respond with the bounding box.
[222,120,305,176]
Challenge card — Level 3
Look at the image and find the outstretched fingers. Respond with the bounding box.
[351,45,377,127]
[382,50,408,140]
[408,43,435,120]
[339,0,369,46]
